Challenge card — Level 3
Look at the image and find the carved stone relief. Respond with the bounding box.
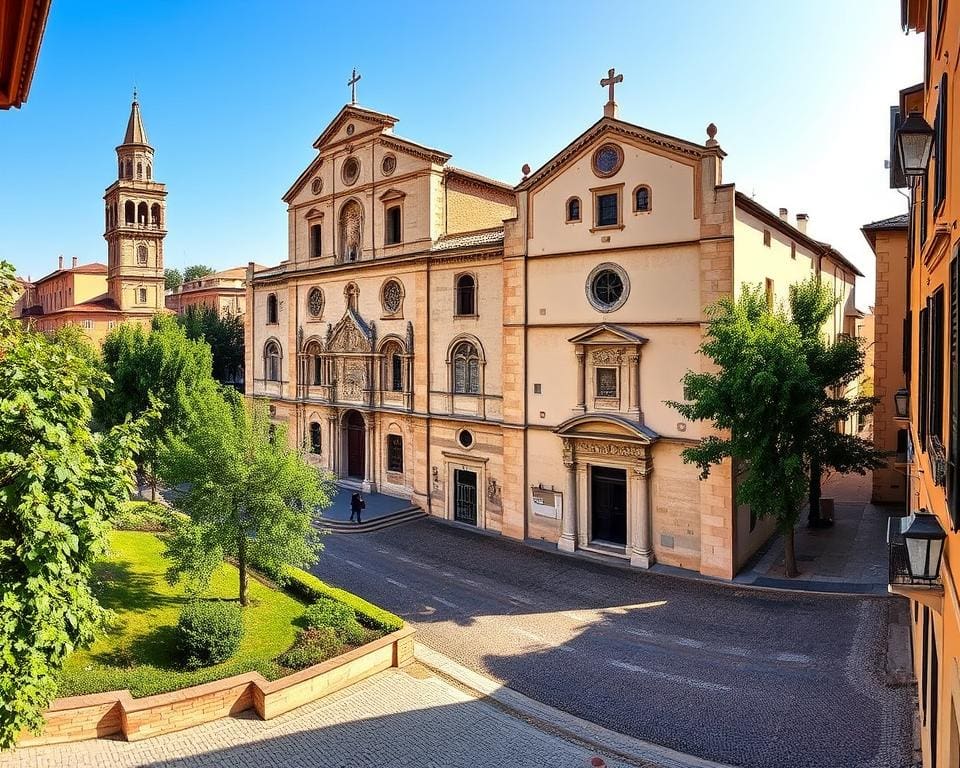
[591,347,624,365]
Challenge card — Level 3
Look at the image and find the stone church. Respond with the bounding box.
[15,94,166,344]
[246,72,861,578]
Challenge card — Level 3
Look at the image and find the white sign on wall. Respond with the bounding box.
[531,487,562,519]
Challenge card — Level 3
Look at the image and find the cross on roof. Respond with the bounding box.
[348,68,361,105]
[600,68,623,106]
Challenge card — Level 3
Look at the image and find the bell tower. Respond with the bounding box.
[103,91,166,314]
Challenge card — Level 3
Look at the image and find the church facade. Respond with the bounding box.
[246,76,861,578]
[15,95,167,343]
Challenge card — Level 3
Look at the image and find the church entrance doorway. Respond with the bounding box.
[345,410,365,479]
[590,466,627,546]
[454,468,478,525]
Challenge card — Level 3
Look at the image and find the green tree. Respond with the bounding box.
[0,261,142,747]
[176,306,244,387]
[98,315,216,498]
[182,265,215,283]
[165,268,183,290]
[48,323,100,368]
[789,278,883,527]
[671,279,882,576]
[160,389,329,606]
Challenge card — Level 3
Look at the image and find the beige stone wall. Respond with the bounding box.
[445,178,514,234]
[870,228,908,504]
[732,209,820,304]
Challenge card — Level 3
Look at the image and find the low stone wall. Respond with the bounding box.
[21,625,415,746]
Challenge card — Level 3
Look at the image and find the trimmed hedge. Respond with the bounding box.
[303,598,364,644]
[114,501,186,532]
[280,565,403,632]
[176,600,244,669]
[277,627,341,670]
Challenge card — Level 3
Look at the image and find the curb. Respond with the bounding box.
[413,643,737,768]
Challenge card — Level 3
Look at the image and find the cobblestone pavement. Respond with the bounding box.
[311,518,916,768]
[1,667,639,768]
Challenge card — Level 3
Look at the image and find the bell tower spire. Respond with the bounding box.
[103,92,167,315]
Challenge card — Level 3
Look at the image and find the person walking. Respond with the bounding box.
[350,491,365,524]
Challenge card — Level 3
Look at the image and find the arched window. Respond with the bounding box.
[382,341,404,392]
[264,340,281,382]
[125,160,132,178]
[137,163,143,180]
[306,342,323,385]
[137,245,148,265]
[125,200,135,223]
[385,205,402,245]
[566,197,581,222]
[151,203,161,226]
[309,422,322,454]
[453,341,481,394]
[137,287,148,304]
[137,202,148,225]
[266,293,278,324]
[146,164,152,181]
[634,185,651,213]
[455,274,476,316]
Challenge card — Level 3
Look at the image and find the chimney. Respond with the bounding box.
[71,256,78,268]
[796,213,809,235]
[778,207,788,221]
[58,255,63,270]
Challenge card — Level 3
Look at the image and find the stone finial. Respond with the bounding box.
[521,163,531,181]
[706,123,718,147]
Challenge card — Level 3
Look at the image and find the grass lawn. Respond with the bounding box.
[57,530,307,698]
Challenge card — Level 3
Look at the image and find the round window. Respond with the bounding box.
[308,288,324,318]
[382,280,402,313]
[381,154,397,176]
[458,430,474,449]
[311,177,323,195]
[346,123,355,136]
[342,156,360,186]
[592,143,623,178]
[586,263,629,312]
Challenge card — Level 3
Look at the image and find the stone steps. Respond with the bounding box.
[316,506,426,534]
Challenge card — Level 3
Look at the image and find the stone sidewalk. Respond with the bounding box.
[1,665,669,768]
[734,469,906,594]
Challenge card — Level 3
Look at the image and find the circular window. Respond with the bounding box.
[311,177,323,195]
[382,279,402,313]
[592,143,623,178]
[342,156,360,186]
[586,263,629,312]
[381,154,397,176]
[346,123,355,136]
[307,287,324,318]
[458,430,474,449]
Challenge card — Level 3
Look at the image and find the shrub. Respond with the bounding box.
[277,627,341,670]
[175,600,243,669]
[114,501,183,532]
[281,566,403,632]
[303,598,364,645]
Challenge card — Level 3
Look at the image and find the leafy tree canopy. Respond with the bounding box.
[182,265,216,283]
[165,268,183,290]
[160,388,330,605]
[0,261,143,747]
[176,306,244,386]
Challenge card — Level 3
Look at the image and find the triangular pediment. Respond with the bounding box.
[568,323,648,346]
[312,104,398,150]
[555,413,659,444]
[516,117,720,193]
[327,308,374,354]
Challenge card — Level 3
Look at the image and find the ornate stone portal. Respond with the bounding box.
[556,414,658,569]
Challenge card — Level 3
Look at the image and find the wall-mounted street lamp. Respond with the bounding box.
[896,112,935,179]
[903,511,947,581]
[894,387,910,420]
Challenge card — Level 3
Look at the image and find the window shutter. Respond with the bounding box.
[949,252,959,528]
[935,74,948,210]
[920,304,930,447]
[932,288,945,441]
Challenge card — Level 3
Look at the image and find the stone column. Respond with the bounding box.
[629,352,641,419]
[328,414,338,476]
[576,348,586,412]
[630,453,655,568]
[559,439,577,552]
[363,418,375,490]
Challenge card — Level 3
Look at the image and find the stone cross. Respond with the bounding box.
[348,68,361,105]
[600,68,623,117]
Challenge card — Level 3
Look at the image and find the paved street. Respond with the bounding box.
[311,518,915,768]
[2,667,637,768]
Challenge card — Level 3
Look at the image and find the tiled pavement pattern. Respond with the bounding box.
[312,518,916,768]
[1,668,638,768]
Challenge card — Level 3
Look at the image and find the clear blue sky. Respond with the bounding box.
[0,1,920,308]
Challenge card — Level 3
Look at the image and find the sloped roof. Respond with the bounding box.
[862,213,909,230]
[122,97,150,146]
[46,293,122,315]
[312,103,398,149]
[432,228,504,252]
[445,166,513,193]
[33,261,107,285]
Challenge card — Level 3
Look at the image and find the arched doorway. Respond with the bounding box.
[345,410,365,479]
